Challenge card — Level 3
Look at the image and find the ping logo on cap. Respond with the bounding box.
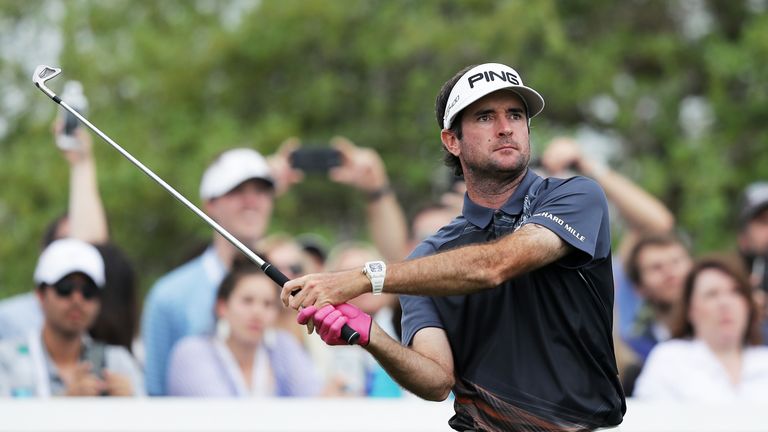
[467,69,520,89]
[442,63,545,130]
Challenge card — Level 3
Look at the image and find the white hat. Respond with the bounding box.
[33,238,105,287]
[443,63,545,129]
[199,148,275,200]
[740,181,768,225]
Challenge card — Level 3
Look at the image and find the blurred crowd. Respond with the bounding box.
[0,121,766,403]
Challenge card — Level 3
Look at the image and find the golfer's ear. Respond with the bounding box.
[441,129,460,157]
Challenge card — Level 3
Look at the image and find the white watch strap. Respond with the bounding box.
[364,261,386,296]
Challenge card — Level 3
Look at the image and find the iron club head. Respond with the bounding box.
[32,65,62,99]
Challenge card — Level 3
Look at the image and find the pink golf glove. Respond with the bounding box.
[297,304,372,346]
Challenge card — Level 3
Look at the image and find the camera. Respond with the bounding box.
[289,147,342,173]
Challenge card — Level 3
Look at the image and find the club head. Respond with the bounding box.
[32,65,62,99]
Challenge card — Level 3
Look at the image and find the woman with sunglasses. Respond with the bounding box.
[634,255,768,401]
[166,257,323,397]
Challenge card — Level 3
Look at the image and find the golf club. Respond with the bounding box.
[33,65,360,345]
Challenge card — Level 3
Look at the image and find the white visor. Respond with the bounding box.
[443,63,545,129]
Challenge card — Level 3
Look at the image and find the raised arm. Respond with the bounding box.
[328,136,408,262]
[540,137,674,257]
[55,123,109,244]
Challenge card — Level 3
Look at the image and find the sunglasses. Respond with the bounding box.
[52,278,101,300]
[288,263,305,276]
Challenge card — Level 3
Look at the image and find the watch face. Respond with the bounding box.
[369,262,384,273]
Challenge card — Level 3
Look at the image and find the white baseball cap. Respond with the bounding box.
[33,238,105,287]
[443,63,545,129]
[199,148,275,200]
[740,181,768,225]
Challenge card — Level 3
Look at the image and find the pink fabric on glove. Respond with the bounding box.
[297,304,372,346]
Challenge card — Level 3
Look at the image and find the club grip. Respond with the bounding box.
[261,263,360,345]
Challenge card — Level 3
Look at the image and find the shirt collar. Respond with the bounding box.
[202,246,228,286]
[462,169,541,229]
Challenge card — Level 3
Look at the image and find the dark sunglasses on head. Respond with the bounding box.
[52,278,101,300]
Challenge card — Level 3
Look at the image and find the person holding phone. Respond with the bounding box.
[286,136,409,263]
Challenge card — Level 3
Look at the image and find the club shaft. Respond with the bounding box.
[41,86,359,345]
[58,100,267,267]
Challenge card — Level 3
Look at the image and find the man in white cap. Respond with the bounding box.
[0,239,143,396]
[141,148,276,396]
[282,63,625,430]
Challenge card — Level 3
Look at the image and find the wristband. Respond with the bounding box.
[366,184,392,202]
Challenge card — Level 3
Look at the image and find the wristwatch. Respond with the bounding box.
[362,260,387,295]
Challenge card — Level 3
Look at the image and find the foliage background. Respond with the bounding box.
[1,0,767,301]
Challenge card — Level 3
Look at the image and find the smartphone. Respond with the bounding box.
[63,111,80,135]
[290,147,342,172]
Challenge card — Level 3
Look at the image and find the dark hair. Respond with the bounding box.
[672,254,763,345]
[88,243,138,352]
[625,232,688,285]
[41,214,68,248]
[435,65,475,177]
[215,255,271,312]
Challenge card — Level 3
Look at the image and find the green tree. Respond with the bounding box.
[1,0,767,301]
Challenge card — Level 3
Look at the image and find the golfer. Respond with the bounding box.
[283,63,626,431]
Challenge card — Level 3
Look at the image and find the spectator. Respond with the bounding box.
[296,233,329,273]
[0,124,138,355]
[623,233,693,361]
[257,233,316,343]
[256,233,347,396]
[409,203,460,252]
[0,239,144,397]
[166,258,322,397]
[634,255,768,401]
[141,147,279,396]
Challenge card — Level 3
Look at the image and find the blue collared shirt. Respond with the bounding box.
[141,246,226,396]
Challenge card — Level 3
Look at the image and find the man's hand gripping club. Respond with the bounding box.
[298,303,373,346]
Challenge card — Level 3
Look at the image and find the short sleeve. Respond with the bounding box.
[523,176,610,267]
[105,346,146,396]
[399,295,444,347]
[399,241,447,347]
